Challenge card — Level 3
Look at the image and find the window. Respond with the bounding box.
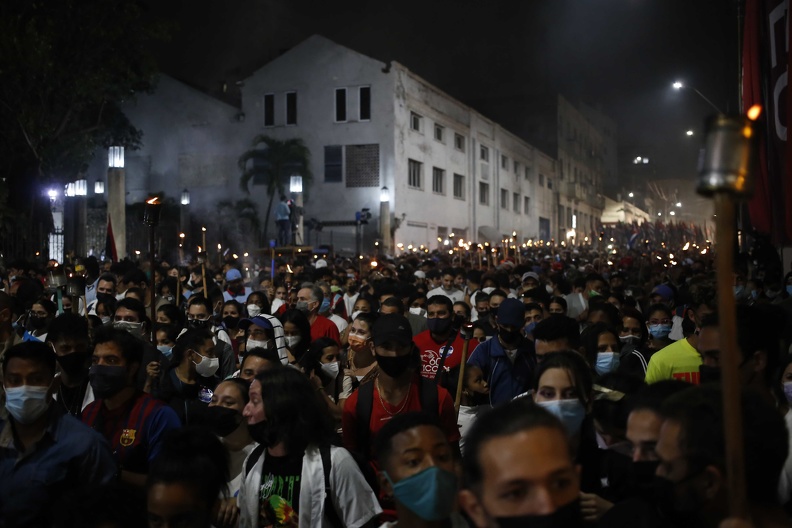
[408,159,422,189]
[539,173,545,187]
[480,145,489,162]
[559,206,566,227]
[454,134,465,152]
[500,188,509,210]
[335,88,347,122]
[324,146,343,183]
[263,94,274,127]
[434,124,444,142]
[514,161,520,174]
[525,167,530,180]
[345,144,380,187]
[547,178,553,190]
[410,112,422,132]
[359,86,371,121]
[453,173,464,199]
[513,192,520,213]
[285,92,297,125]
[432,167,445,194]
[479,182,489,205]
[501,155,508,170]
[524,196,530,215]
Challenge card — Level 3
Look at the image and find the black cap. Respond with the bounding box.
[372,314,413,348]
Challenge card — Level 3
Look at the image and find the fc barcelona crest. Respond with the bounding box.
[120,428,136,447]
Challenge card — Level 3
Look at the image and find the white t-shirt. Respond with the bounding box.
[427,286,465,304]
[778,409,792,504]
[226,442,257,501]
[458,405,490,454]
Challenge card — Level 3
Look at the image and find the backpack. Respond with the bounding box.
[244,444,343,528]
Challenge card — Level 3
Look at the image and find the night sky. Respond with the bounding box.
[146,0,738,192]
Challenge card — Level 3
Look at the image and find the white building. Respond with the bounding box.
[84,35,558,256]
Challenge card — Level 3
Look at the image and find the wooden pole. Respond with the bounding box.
[454,327,473,417]
[714,193,747,519]
[149,225,157,343]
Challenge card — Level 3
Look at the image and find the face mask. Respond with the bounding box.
[524,321,537,336]
[321,361,340,379]
[495,497,583,528]
[385,466,458,521]
[246,338,270,352]
[595,352,620,376]
[204,405,242,437]
[114,320,145,338]
[4,385,50,424]
[100,316,111,325]
[157,345,173,359]
[56,351,90,378]
[427,317,452,335]
[193,352,220,377]
[409,306,426,317]
[29,316,48,330]
[619,335,640,347]
[476,310,489,320]
[498,327,521,344]
[648,324,672,340]
[375,352,412,378]
[733,285,745,297]
[632,460,660,493]
[536,399,586,437]
[89,364,129,399]
[96,292,115,306]
[698,364,721,384]
[750,290,758,300]
[787,285,792,296]
[284,335,301,349]
[295,300,311,315]
[222,316,240,329]
[588,290,601,299]
[783,381,792,404]
[350,310,362,321]
[319,298,331,314]
[247,304,262,318]
[652,473,705,524]
[247,420,276,446]
[546,284,554,294]
[347,335,369,353]
[188,318,212,330]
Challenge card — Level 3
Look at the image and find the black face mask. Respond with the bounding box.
[57,351,90,379]
[188,318,212,330]
[248,420,279,446]
[495,497,583,528]
[375,352,412,378]
[631,460,660,500]
[652,473,705,526]
[698,364,721,384]
[477,310,489,320]
[96,292,115,306]
[187,403,242,437]
[89,364,129,399]
[498,327,521,344]
[223,316,240,329]
[29,316,48,330]
[427,317,452,336]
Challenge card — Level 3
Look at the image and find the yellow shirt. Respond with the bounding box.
[644,337,702,384]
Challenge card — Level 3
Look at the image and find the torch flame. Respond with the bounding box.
[747,105,762,121]
[146,197,159,204]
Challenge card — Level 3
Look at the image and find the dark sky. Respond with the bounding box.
[147,0,738,191]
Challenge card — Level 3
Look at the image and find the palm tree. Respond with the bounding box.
[238,135,312,242]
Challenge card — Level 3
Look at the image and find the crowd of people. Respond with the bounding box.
[1,241,792,527]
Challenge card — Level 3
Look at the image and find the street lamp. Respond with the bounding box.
[676,202,682,207]
[290,175,303,246]
[181,189,190,206]
[628,192,634,198]
[94,181,104,194]
[686,130,694,136]
[180,189,190,246]
[671,81,723,113]
[380,186,391,254]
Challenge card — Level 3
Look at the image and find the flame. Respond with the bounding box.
[286,264,293,273]
[146,197,159,205]
[747,105,762,121]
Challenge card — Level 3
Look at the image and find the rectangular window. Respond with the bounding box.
[524,167,530,180]
[479,182,489,205]
[547,178,553,190]
[324,146,343,182]
[410,112,422,132]
[501,155,508,170]
[359,86,371,121]
[500,188,509,210]
[514,161,520,174]
[559,205,566,227]
[408,159,422,189]
[454,134,465,152]
[524,196,530,215]
[513,192,520,213]
[480,145,489,162]
[285,92,297,125]
[345,144,380,187]
[453,173,464,199]
[263,94,274,127]
[539,173,545,187]
[434,124,444,142]
[432,167,445,194]
[335,88,347,122]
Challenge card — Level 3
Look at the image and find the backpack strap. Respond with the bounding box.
[244,444,266,476]
[355,380,375,456]
[434,332,459,385]
[320,446,344,528]
[418,377,439,418]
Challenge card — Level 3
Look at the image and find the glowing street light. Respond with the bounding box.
[676,202,682,207]
[686,130,694,136]
[671,80,723,113]
[628,192,634,198]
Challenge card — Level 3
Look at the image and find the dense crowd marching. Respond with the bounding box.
[1,241,792,528]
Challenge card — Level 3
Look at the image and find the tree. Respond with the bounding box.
[238,135,312,242]
[0,0,165,252]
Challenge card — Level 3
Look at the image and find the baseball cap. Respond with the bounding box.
[652,284,674,302]
[372,314,413,348]
[521,272,540,283]
[414,270,426,279]
[497,298,527,328]
[238,315,273,332]
[225,268,243,281]
[315,259,328,269]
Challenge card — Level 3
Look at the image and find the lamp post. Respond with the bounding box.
[107,146,126,261]
[180,189,190,249]
[672,81,724,114]
[74,178,88,258]
[144,197,162,343]
[290,175,303,246]
[380,186,391,254]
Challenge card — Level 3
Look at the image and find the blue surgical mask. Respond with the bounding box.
[751,290,758,300]
[385,466,458,521]
[157,345,173,359]
[319,298,331,314]
[524,321,538,336]
[595,352,620,376]
[648,324,672,340]
[536,399,586,437]
[786,285,792,296]
[734,285,745,298]
[5,385,50,424]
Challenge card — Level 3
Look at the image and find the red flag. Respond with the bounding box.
[106,217,118,262]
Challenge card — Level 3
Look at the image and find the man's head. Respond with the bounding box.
[2,341,57,424]
[440,271,455,291]
[585,273,607,298]
[113,297,148,338]
[459,398,581,526]
[186,296,214,330]
[532,315,581,363]
[296,284,323,317]
[372,314,416,380]
[626,380,689,463]
[96,273,117,298]
[495,298,526,347]
[521,271,540,290]
[380,296,405,316]
[239,347,281,382]
[488,289,508,313]
[474,293,491,320]
[91,326,144,398]
[426,295,454,336]
[46,313,91,379]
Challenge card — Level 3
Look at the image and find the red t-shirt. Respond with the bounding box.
[413,330,478,380]
[341,376,461,455]
[310,315,341,345]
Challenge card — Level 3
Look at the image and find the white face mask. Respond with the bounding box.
[100,316,111,325]
[409,306,427,317]
[545,284,554,294]
[246,338,270,352]
[247,304,262,318]
[113,320,145,338]
[192,351,220,377]
[5,385,50,424]
[321,361,340,379]
[284,335,300,349]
